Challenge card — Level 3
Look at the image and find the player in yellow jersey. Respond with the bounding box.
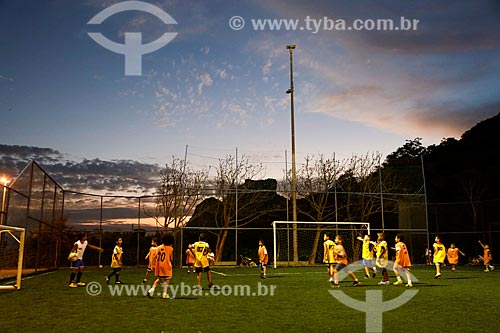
[357,234,377,279]
[373,233,389,285]
[106,237,123,284]
[191,233,214,289]
[323,233,336,283]
[143,238,158,283]
[433,236,446,278]
[148,233,174,299]
[393,233,413,287]
[446,243,465,271]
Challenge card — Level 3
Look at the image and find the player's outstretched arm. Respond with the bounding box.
[88,244,104,253]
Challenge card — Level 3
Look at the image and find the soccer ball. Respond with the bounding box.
[207,252,215,265]
[68,252,78,262]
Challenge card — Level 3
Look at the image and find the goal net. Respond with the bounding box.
[0,225,26,290]
[272,221,370,268]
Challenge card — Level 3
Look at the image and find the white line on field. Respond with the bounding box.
[211,270,228,276]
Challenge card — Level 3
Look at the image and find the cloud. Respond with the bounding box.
[261,58,272,81]
[0,144,162,195]
[0,75,14,82]
[197,73,213,94]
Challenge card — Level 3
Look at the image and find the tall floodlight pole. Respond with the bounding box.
[286,44,298,262]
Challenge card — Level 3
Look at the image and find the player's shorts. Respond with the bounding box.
[70,259,84,268]
[362,259,373,267]
[335,262,347,271]
[434,261,443,266]
[260,262,267,267]
[195,266,210,273]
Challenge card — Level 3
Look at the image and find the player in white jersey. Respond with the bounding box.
[68,232,103,288]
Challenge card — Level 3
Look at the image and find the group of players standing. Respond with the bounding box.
[323,232,495,288]
[323,232,413,287]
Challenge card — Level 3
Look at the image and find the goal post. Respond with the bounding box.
[272,221,370,268]
[0,225,26,290]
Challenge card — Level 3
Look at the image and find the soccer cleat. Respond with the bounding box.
[405,283,413,287]
[76,282,85,287]
[331,283,340,288]
[378,281,389,285]
[115,281,122,284]
[142,279,147,284]
[147,288,154,298]
[490,266,495,271]
[162,294,170,299]
[434,273,441,279]
[69,282,78,288]
[105,276,110,284]
[393,280,403,285]
[352,281,361,287]
[484,269,490,272]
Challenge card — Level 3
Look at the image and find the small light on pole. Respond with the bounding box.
[1,176,10,226]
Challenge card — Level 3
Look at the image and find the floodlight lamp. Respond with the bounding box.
[0,177,9,186]
[286,88,292,94]
[286,44,296,49]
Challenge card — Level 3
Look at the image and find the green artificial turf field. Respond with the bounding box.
[1,265,499,332]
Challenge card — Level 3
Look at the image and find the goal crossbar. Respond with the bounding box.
[272,221,370,268]
[0,225,26,290]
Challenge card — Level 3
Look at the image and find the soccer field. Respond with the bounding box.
[1,265,499,332]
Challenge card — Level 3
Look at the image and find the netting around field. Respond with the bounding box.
[273,222,369,267]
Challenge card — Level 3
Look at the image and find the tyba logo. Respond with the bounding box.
[328,260,419,333]
[87,1,177,76]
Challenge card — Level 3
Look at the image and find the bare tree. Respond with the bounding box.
[144,157,209,229]
[208,154,276,261]
[296,153,399,263]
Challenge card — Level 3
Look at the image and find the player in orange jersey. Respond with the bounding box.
[446,243,465,271]
[478,240,495,272]
[148,233,174,299]
[393,233,413,287]
[185,243,195,273]
[143,238,158,283]
[331,235,361,287]
[258,240,269,279]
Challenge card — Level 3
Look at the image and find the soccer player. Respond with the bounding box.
[192,233,214,289]
[68,232,103,288]
[258,240,269,279]
[447,243,465,271]
[185,243,195,273]
[393,233,413,287]
[143,238,158,283]
[357,234,376,278]
[148,233,174,299]
[332,235,360,287]
[373,232,389,285]
[106,237,124,284]
[478,240,495,272]
[323,233,336,283]
[433,236,446,278]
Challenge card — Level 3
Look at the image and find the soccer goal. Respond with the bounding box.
[0,225,26,290]
[272,221,370,268]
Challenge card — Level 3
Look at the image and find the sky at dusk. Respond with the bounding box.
[1,0,499,194]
